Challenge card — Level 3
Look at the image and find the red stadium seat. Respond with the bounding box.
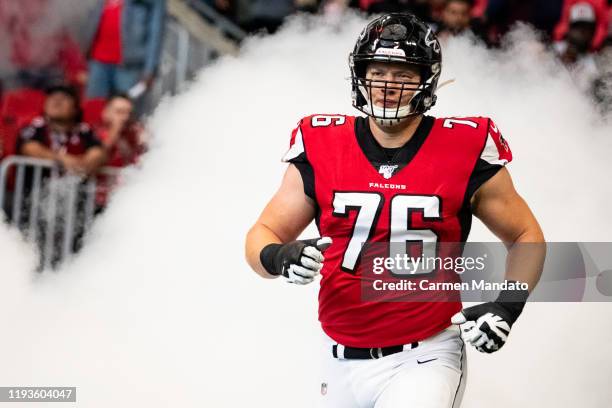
[82,98,106,125]
[0,122,6,160]
[0,89,44,161]
[0,88,45,126]
[0,122,18,159]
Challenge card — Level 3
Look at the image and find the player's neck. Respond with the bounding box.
[368,115,423,148]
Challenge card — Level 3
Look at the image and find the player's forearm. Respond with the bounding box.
[245,223,283,279]
[504,226,546,292]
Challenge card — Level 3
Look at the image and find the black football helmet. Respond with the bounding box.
[349,13,442,126]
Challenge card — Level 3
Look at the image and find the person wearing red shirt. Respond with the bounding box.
[84,0,166,103]
[95,94,145,168]
[245,13,545,407]
[93,94,146,208]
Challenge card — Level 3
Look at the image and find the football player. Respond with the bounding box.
[245,13,545,407]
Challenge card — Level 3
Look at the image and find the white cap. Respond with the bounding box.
[569,2,596,23]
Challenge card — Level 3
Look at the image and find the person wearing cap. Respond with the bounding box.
[16,85,107,176]
[554,0,609,52]
[553,1,605,90]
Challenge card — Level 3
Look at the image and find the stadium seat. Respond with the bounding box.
[0,88,45,126]
[82,98,106,125]
[0,121,17,159]
[0,89,44,161]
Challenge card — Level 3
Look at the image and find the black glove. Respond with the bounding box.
[452,283,529,353]
[260,237,332,285]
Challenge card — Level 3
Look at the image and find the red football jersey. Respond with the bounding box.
[284,114,512,348]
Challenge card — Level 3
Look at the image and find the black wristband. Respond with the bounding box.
[260,243,283,276]
[495,281,530,325]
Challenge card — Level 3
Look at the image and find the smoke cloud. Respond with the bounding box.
[0,13,611,407]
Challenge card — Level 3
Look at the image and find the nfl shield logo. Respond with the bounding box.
[321,382,328,395]
[379,164,399,179]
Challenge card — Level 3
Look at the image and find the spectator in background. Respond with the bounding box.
[84,0,166,103]
[555,3,598,63]
[95,94,145,168]
[554,2,603,90]
[554,0,609,50]
[437,0,474,41]
[93,94,145,209]
[16,85,106,176]
[0,0,87,90]
[14,86,107,268]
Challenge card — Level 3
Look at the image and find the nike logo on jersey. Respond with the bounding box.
[417,358,438,365]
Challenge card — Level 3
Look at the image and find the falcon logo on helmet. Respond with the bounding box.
[349,13,442,127]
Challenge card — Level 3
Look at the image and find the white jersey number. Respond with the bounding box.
[442,118,479,129]
[311,115,346,127]
[333,192,383,272]
[332,192,441,274]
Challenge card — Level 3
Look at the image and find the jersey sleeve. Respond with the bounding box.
[79,124,103,150]
[16,120,46,154]
[466,118,513,199]
[282,119,315,200]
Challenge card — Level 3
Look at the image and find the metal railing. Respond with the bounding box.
[0,156,120,270]
[186,0,247,42]
[154,2,242,99]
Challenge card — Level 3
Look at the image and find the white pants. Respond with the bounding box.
[319,326,466,408]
